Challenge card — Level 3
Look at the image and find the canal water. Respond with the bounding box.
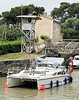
[0,70,79,100]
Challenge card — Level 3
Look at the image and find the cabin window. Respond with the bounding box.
[75,58,79,60]
[57,71,65,75]
[57,72,62,75]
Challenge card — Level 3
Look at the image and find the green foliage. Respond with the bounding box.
[6,28,22,41]
[51,2,79,39]
[0,26,3,40]
[0,41,21,55]
[51,2,70,22]
[2,5,45,24]
[33,7,45,15]
[40,35,51,43]
[40,35,49,40]
[61,18,79,39]
[0,17,5,25]
[22,5,35,15]
[2,11,11,24]
[51,2,79,23]
[0,26,22,41]
[68,3,79,18]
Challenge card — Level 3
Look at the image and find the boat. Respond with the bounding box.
[7,57,73,90]
[72,55,79,68]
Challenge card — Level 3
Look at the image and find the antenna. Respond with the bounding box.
[21,4,23,52]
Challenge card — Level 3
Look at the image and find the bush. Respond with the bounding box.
[0,26,3,40]
[0,26,22,41]
[40,35,49,40]
[0,41,21,55]
[6,28,22,41]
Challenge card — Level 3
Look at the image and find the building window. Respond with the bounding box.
[28,18,32,23]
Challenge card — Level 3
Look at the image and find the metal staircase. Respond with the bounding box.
[21,29,35,53]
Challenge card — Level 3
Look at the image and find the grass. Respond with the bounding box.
[0,52,42,60]
[0,52,25,60]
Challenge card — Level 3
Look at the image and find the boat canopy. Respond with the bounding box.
[36,57,64,66]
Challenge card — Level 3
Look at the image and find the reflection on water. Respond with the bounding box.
[0,70,79,100]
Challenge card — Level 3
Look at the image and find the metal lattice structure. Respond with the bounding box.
[17,15,39,53]
[21,30,35,53]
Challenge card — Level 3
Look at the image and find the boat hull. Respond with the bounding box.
[37,74,72,90]
[7,77,24,87]
[7,74,72,89]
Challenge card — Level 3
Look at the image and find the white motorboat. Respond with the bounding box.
[72,55,79,68]
[7,57,73,90]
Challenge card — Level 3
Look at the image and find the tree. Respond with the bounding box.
[6,28,22,41]
[51,2,79,23]
[2,5,45,24]
[61,18,79,39]
[2,11,10,24]
[33,7,45,15]
[51,2,79,39]
[51,2,70,22]
[68,3,79,18]
[2,24,8,40]
[22,5,35,15]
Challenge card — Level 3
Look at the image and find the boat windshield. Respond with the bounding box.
[38,63,59,68]
[74,58,79,60]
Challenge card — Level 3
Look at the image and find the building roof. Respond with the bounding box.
[17,14,60,24]
[40,14,52,20]
[17,15,40,19]
[40,15,61,24]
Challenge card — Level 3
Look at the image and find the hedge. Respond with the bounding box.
[0,41,21,55]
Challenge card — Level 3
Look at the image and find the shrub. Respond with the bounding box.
[40,35,49,40]
[0,26,4,40]
[6,28,22,41]
[0,41,21,55]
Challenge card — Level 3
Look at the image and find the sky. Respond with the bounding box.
[0,0,79,15]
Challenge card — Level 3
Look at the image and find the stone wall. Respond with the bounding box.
[0,59,30,75]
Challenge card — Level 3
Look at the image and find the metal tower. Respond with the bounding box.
[17,15,39,53]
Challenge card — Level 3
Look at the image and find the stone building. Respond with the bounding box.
[35,14,62,44]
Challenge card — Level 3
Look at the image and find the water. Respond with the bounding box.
[0,70,79,100]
